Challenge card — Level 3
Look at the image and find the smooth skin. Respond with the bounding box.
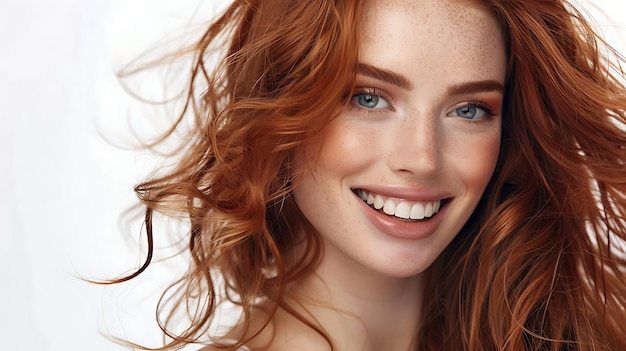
[205,0,506,349]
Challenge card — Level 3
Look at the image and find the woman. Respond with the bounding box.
[111,0,626,349]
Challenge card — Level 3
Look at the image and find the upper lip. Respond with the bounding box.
[351,185,453,202]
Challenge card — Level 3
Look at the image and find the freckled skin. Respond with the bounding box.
[295,0,506,289]
[271,2,509,349]
[362,0,504,82]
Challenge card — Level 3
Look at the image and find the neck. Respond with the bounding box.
[285,246,424,351]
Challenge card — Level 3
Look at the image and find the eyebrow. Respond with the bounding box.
[357,63,412,89]
[446,80,504,96]
[356,62,504,95]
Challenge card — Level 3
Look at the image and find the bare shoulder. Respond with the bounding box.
[195,305,331,351]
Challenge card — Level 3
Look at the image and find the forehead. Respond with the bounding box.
[359,0,505,82]
[363,0,495,26]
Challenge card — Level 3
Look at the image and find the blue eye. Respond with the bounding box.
[351,93,391,109]
[449,103,493,120]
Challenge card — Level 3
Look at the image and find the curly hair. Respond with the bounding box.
[110,0,626,350]
[420,1,626,350]
[115,1,363,349]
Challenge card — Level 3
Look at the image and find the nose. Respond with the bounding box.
[386,111,441,177]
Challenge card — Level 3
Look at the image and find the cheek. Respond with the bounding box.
[451,131,501,190]
[312,121,375,175]
[293,122,357,200]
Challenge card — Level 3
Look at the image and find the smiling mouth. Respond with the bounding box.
[354,189,445,221]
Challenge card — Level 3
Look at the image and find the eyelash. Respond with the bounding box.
[350,87,498,123]
[462,100,497,116]
[453,100,498,124]
[350,87,394,112]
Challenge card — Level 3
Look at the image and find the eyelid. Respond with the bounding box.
[469,100,496,115]
[450,100,498,116]
[352,87,396,111]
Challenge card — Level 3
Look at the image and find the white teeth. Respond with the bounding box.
[424,202,433,217]
[367,193,375,205]
[383,199,395,215]
[410,203,425,219]
[373,195,385,210]
[395,201,411,219]
[356,189,443,220]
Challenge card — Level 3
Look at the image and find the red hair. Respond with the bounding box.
[420,1,626,350]
[115,1,363,349]
[110,0,626,350]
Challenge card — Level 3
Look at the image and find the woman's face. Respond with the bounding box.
[293,0,506,278]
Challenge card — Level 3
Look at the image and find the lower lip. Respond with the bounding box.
[355,193,448,240]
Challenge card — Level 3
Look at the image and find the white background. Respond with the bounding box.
[1,1,624,350]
